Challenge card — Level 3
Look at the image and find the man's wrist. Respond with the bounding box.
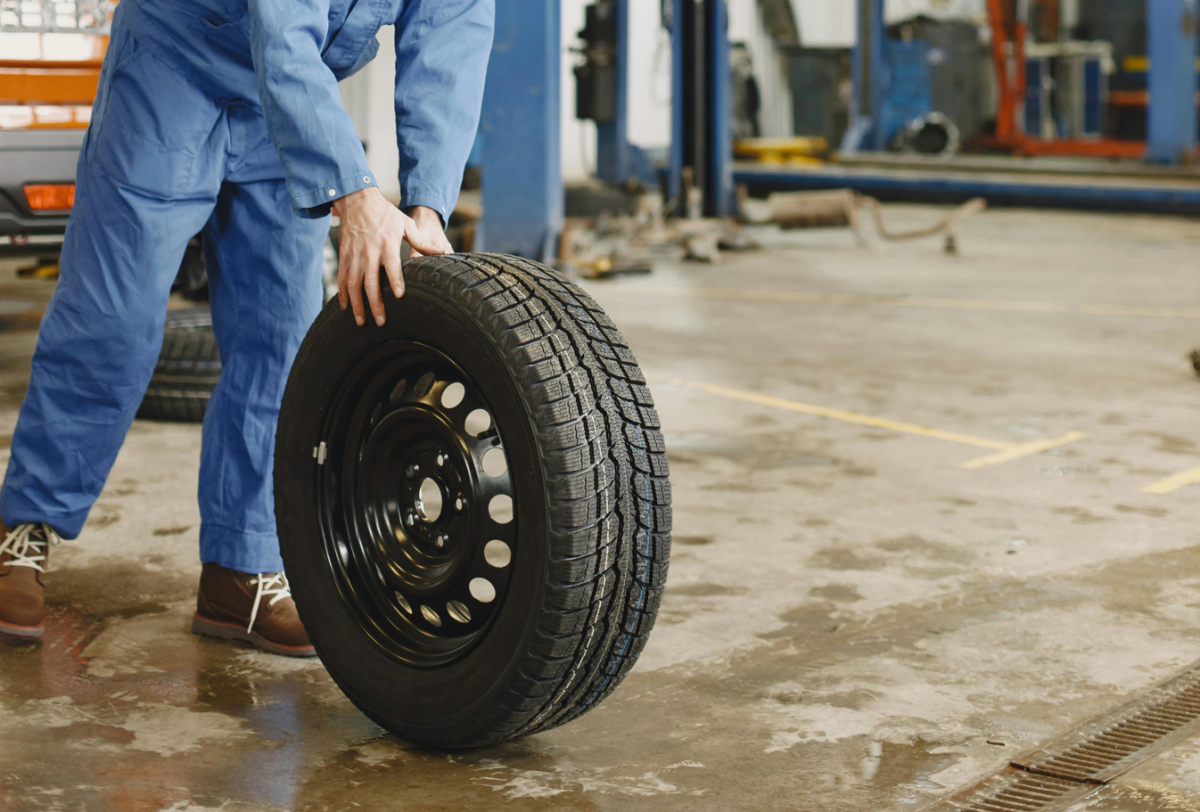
[332,186,379,217]
[404,205,445,230]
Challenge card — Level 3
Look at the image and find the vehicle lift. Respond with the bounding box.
[479,0,736,261]
[843,0,1199,164]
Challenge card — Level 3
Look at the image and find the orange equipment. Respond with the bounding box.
[982,0,1167,159]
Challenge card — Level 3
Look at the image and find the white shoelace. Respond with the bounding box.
[247,572,293,633]
[0,523,61,572]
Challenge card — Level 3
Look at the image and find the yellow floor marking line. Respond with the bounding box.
[961,432,1087,469]
[666,378,1085,469]
[1142,467,1200,495]
[611,287,1200,319]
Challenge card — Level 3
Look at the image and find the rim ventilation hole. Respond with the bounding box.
[417,478,443,522]
[389,379,407,404]
[464,409,491,436]
[469,578,497,603]
[484,540,511,568]
[481,448,507,477]
[421,605,442,626]
[440,382,465,409]
[395,592,412,614]
[447,601,472,623]
[488,495,513,524]
[414,371,435,398]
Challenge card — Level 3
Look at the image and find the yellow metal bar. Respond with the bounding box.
[1142,467,1200,495]
[961,431,1086,469]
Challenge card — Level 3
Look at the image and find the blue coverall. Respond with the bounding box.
[0,0,495,573]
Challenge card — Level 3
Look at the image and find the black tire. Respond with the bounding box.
[137,308,222,423]
[173,235,210,302]
[275,253,671,749]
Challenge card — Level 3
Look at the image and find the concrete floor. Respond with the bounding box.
[3,206,1200,811]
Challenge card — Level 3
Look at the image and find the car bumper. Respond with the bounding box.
[0,129,84,238]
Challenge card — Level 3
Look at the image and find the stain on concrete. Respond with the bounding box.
[1053,506,1114,524]
[809,584,864,603]
[808,546,888,571]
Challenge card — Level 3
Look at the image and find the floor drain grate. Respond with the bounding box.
[920,661,1200,812]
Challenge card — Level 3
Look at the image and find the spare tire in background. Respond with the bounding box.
[137,308,221,423]
[275,252,672,749]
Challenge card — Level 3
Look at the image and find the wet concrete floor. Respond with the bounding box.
[2,206,1200,811]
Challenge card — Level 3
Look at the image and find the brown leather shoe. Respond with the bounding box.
[191,562,316,657]
[0,522,61,639]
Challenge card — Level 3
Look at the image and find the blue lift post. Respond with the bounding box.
[667,0,735,217]
[1146,0,1200,164]
[841,0,886,153]
[478,0,563,262]
[596,0,634,185]
[708,0,734,216]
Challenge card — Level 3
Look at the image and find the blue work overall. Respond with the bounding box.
[0,0,494,572]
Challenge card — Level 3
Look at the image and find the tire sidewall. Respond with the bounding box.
[276,274,550,742]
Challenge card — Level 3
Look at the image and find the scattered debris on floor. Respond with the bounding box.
[16,255,60,280]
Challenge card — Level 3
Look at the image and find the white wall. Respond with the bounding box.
[796,0,987,47]
[729,0,794,138]
[338,31,401,202]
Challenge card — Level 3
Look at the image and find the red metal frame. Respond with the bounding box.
[982,0,1166,160]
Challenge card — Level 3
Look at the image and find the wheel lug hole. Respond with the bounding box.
[436,534,446,549]
[406,462,419,478]
[436,452,446,467]
[455,497,463,512]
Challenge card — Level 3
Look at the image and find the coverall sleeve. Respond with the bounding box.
[248,0,378,217]
[393,0,495,225]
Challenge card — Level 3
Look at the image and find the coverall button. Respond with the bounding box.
[328,188,336,196]
[363,176,371,183]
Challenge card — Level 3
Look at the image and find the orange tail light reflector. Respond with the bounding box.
[24,183,76,210]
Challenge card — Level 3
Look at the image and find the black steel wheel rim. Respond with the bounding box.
[317,341,516,668]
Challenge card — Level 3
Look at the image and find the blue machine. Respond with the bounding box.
[1024,57,1049,138]
[1146,0,1200,163]
[881,40,933,148]
[842,0,933,153]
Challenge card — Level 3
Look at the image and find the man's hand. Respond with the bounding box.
[331,188,453,327]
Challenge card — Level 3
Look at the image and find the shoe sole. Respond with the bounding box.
[191,613,317,658]
[0,617,44,639]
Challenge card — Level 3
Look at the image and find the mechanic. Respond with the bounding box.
[0,0,494,654]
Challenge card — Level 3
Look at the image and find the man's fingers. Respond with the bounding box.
[363,249,385,326]
[337,240,351,311]
[405,222,449,257]
[383,242,405,299]
[347,254,367,327]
